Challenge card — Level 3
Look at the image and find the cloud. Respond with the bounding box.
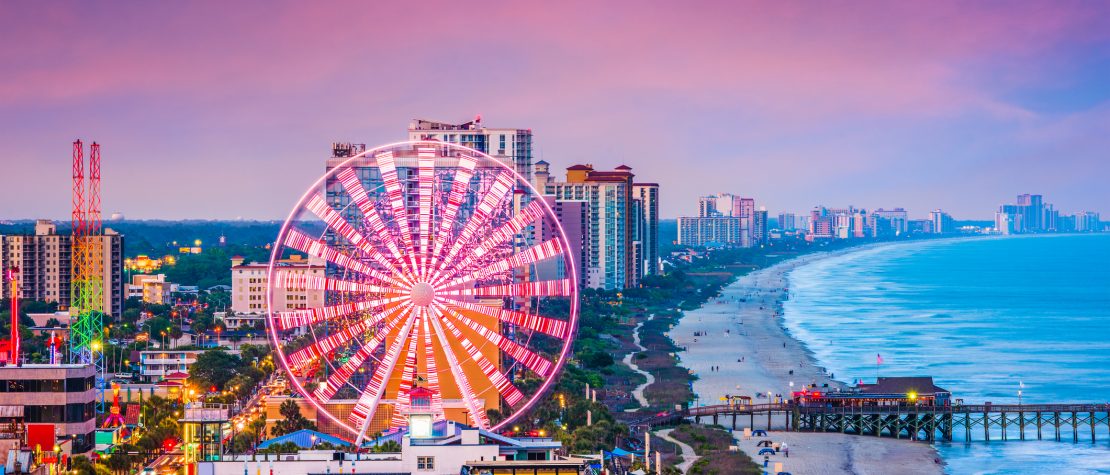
[0,0,1108,219]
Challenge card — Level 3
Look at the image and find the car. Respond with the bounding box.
[141,468,155,475]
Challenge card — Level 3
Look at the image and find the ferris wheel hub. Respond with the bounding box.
[409,281,435,307]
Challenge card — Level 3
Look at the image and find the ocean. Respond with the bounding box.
[781,234,1110,474]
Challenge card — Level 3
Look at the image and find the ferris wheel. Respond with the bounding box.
[265,141,579,444]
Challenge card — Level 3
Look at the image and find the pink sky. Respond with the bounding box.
[1,0,1108,219]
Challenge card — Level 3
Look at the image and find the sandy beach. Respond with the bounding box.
[668,246,944,474]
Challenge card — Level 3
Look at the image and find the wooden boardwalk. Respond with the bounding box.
[632,403,1110,443]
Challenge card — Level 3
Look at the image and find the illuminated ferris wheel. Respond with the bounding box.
[265,141,579,444]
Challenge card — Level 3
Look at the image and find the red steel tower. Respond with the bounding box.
[70,139,106,411]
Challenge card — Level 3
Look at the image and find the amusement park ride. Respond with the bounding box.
[266,141,580,446]
[71,139,107,411]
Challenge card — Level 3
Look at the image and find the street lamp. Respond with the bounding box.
[310,434,317,448]
[1019,381,1025,406]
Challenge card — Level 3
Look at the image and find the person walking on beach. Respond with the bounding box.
[781,442,789,458]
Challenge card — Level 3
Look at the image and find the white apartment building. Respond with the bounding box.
[677,216,743,246]
[230,255,325,314]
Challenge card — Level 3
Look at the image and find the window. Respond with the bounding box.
[417,456,435,471]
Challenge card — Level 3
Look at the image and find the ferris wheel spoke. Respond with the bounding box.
[305,193,407,279]
[375,151,418,271]
[420,311,445,419]
[428,153,478,271]
[314,303,412,401]
[438,303,555,378]
[415,148,436,276]
[272,295,405,330]
[439,279,574,299]
[350,308,419,442]
[285,301,408,373]
[432,200,546,285]
[336,167,414,277]
[439,298,570,339]
[389,311,425,428]
[433,172,515,279]
[427,304,491,429]
[432,304,524,407]
[283,228,408,289]
[273,270,394,295]
[438,239,564,291]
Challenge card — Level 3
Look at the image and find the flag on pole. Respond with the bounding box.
[877,353,883,365]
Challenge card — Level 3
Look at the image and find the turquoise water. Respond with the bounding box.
[782,234,1110,474]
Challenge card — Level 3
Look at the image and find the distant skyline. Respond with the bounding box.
[1,1,1108,220]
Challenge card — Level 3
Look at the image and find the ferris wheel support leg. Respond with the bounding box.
[352,312,418,448]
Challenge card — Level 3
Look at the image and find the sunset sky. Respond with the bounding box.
[1,1,1108,220]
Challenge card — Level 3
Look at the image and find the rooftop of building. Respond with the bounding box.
[231,254,323,269]
[0,363,95,373]
[367,420,561,451]
[858,376,950,396]
[409,117,530,133]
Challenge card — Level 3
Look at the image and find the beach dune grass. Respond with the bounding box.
[687,452,763,475]
[670,424,762,475]
[636,314,696,410]
[669,424,735,455]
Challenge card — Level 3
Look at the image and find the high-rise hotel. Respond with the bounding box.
[535,162,659,290]
[678,194,764,248]
[0,220,124,317]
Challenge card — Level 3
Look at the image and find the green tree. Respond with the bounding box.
[190,313,213,334]
[144,316,173,339]
[239,343,269,364]
[189,350,242,391]
[137,434,161,458]
[226,374,257,399]
[370,440,401,453]
[104,450,133,475]
[271,399,315,436]
[71,455,97,475]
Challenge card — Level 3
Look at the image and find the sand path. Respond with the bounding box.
[655,428,698,474]
[622,315,655,411]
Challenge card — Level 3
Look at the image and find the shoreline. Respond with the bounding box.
[670,241,952,474]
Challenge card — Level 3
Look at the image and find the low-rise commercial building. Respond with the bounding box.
[127,274,175,305]
[0,364,97,453]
